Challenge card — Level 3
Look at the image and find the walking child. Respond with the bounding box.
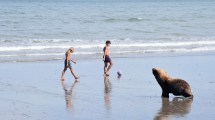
[61,47,79,81]
[103,40,113,76]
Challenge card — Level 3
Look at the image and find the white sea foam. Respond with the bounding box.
[0,39,215,62]
[0,40,215,52]
[1,41,215,62]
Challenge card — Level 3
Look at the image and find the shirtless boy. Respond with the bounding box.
[61,47,79,81]
[103,40,113,76]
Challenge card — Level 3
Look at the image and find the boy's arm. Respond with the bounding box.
[71,59,76,64]
[103,53,105,61]
[103,48,107,61]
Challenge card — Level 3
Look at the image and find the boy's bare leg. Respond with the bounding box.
[69,67,80,80]
[61,67,67,81]
[106,61,113,74]
[104,62,108,76]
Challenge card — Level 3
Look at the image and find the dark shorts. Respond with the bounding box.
[104,55,111,63]
[64,60,72,68]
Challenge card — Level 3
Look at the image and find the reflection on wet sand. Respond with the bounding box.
[61,81,78,111]
[104,76,112,111]
[154,97,193,120]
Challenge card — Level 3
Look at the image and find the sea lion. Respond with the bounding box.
[152,68,193,98]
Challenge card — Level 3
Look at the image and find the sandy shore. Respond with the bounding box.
[0,54,215,120]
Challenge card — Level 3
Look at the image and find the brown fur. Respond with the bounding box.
[152,68,193,98]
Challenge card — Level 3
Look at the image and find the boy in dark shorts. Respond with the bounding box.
[103,40,113,76]
[61,47,79,81]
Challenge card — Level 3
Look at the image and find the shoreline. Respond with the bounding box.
[1,51,215,63]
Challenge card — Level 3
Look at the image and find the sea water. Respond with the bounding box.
[0,0,215,62]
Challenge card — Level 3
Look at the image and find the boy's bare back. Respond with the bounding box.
[103,46,110,56]
[65,50,71,61]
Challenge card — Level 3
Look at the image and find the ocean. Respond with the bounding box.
[0,0,215,62]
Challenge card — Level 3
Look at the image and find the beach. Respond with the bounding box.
[1,0,215,119]
[0,54,215,120]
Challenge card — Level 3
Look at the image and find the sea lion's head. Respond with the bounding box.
[152,68,169,82]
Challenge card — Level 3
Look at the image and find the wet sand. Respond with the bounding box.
[0,54,215,120]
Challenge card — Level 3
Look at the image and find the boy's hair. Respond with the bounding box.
[69,47,74,53]
[106,40,111,44]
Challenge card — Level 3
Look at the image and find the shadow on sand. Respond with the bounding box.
[154,97,193,120]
